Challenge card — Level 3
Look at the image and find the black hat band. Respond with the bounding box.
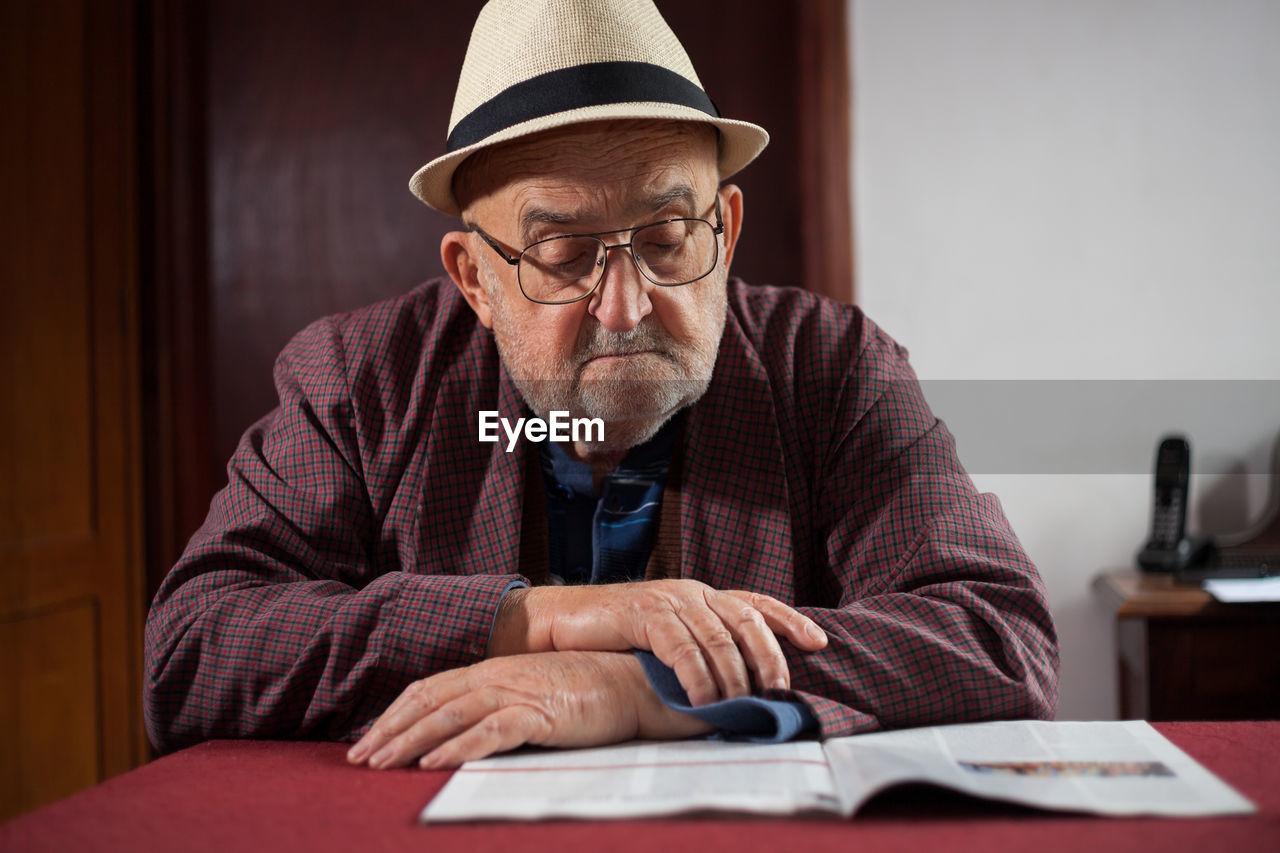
[446,61,721,152]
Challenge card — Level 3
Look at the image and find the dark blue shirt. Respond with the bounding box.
[541,413,681,586]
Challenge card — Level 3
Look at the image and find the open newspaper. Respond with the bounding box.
[421,720,1254,822]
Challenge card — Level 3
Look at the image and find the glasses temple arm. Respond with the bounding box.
[468,225,521,266]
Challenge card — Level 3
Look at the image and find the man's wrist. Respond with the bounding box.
[614,653,715,740]
[486,586,553,657]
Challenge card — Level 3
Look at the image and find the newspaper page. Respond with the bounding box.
[422,720,1254,822]
[822,720,1256,818]
[420,739,840,822]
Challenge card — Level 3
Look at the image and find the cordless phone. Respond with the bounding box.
[1138,435,1212,572]
[1150,436,1190,550]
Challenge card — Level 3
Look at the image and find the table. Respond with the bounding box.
[1094,570,1280,720]
[2,723,1278,852]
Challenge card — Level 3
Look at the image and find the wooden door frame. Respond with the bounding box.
[798,0,854,305]
[139,0,217,602]
[2,0,149,813]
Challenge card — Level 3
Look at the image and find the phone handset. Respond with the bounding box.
[1150,436,1190,549]
[1137,435,1213,571]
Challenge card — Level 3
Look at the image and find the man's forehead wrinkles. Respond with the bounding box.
[511,177,703,241]
[488,136,685,185]
[477,127,712,189]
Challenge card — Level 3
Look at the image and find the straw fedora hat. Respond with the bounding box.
[409,0,770,216]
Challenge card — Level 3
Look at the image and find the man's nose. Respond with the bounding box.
[586,245,653,333]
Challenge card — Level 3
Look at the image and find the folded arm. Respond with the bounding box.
[781,338,1059,736]
[142,317,525,754]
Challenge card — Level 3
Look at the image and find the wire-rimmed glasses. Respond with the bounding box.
[470,198,724,305]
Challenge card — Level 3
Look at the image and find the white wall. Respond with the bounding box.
[850,0,1280,719]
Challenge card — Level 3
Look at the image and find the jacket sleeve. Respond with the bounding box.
[142,314,522,754]
[783,323,1060,737]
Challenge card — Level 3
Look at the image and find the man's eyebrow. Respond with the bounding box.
[520,207,578,241]
[518,184,702,241]
[645,185,698,216]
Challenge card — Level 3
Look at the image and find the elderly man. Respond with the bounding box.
[144,0,1058,771]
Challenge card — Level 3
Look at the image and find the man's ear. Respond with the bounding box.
[441,230,493,328]
[717,183,745,272]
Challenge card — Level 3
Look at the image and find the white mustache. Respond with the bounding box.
[577,323,672,361]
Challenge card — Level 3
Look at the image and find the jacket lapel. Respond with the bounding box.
[463,363,531,576]
[418,329,529,578]
[681,312,795,595]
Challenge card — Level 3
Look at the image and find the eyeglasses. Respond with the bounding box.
[470,198,725,305]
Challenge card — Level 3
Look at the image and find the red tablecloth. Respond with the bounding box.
[3,722,1278,852]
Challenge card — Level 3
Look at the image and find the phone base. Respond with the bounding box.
[1137,536,1215,573]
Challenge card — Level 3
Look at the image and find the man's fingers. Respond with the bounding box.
[643,612,722,707]
[679,594,752,700]
[348,672,464,764]
[728,591,827,651]
[629,585,822,704]
[645,599,754,705]
[705,592,790,691]
[420,703,551,769]
[348,682,434,763]
[367,690,498,770]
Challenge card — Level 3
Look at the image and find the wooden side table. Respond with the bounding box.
[1093,570,1280,720]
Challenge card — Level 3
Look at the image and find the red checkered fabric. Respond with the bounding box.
[143,278,1059,753]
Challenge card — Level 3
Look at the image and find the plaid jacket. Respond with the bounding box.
[143,278,1059,753]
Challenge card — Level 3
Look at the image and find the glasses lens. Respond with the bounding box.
[633,219,717,285]
[520,237,605,303]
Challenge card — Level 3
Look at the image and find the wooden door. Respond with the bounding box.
[0,0,146,818]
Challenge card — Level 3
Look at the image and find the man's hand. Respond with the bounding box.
[346,651,711,770]
[488,580,828,706]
